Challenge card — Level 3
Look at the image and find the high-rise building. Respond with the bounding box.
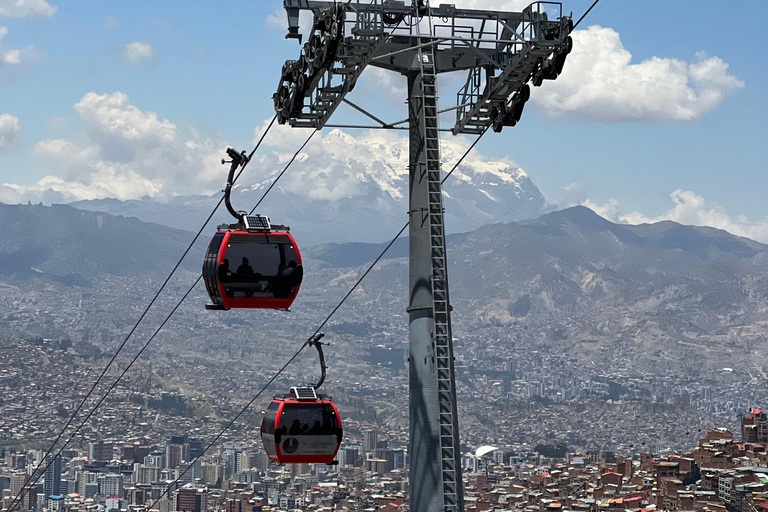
[251,452,270,472]
[89,441,111,462]
[174,486,207,512]
[178,460,202,486]
[167,445,184,469]
[133,446,150,464]
[10,471,27,500]
[187,440,204,460]
[134,465,159,485]
[742,408,768,443]
[144,452,165,469]
[97,473,124,499]
[19,484,37,512]
[363,429,378,453]
[44,455,62,499]
[78,471,98,496]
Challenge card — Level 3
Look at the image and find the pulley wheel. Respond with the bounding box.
[329,21,339,41]
[519,83,531,103]
[281,98,292,119]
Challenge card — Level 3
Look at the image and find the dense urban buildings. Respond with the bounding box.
[4,412,768,511]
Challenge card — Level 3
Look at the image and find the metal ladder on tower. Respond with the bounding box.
[416,15,464,512]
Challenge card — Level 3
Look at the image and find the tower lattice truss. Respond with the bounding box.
[274,0,573,134]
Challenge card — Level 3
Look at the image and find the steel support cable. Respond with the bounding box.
[573,0,601,29]
[144,342,309,512]
[6,115,278,512]
[137,130,488,512]
[91,0,598,499]
[251,129,318,214]
[9,121,317,512]
[13,0,598,492]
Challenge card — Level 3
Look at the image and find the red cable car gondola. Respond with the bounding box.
[203,148,303,311]
[261,336,343,464]
[261,388,342,464]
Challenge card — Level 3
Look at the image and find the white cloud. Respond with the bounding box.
[584,190,768,244]
[533,26,744,122]
[0,112,21,154]
[3,91,228,203]
[105,15,118,28]
[0,25,46,79]
[265,7,312,36]
[123,41,154,64]
[75,91,174,143]
[0,0,57,18]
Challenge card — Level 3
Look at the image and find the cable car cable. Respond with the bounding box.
[145,340,311,512]
[6,115,279,512]
[143,129,488,503]
[573,0,600,29]
[29,0,599,499]
[12,0,601,486]
[251,129,318,214]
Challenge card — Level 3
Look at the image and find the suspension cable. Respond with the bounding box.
[252,130,318,214]
[137,129,489,510]
[7,115,279,512]
[573,0,600,29]
[11,0,601,488]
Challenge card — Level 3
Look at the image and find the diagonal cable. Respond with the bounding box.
[7,115,278,512]
[138,129,488,508]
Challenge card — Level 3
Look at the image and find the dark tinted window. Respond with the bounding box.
[261,401,281,435]
[279,403,338,435]
[220,234,301,298]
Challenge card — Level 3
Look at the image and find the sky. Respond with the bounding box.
[1,0,767,241]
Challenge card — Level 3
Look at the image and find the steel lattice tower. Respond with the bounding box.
[274,2,573,509]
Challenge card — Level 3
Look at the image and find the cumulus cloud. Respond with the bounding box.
[0,0,57,18]
[533,26,744,122]
[2,91,228,203]
[265,7,312,35]
[0,25,46,79]
[582,190,768,244]
[123,41,154,64]
[0,112,21,154]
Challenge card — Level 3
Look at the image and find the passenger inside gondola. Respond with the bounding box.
[279,403,339,436]
[221,238,294,298]
[237,257,254,276]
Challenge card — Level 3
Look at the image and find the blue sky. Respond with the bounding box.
[1,0,766,241]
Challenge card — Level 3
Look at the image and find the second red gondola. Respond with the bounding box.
[261,386,342,465]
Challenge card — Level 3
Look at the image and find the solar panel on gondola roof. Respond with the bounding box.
[244,214,271,231]
[291,386,318,400]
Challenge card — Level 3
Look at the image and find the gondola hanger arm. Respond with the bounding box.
[307,333,327,390]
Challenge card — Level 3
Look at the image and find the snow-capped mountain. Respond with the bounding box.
[70,129,547,245]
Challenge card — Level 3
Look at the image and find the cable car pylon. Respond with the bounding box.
[276,1,574,510]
